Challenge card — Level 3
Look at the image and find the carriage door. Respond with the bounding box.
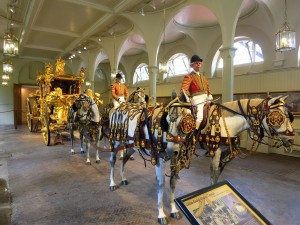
[13,84,22,129]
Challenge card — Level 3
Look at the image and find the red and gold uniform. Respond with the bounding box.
[111,83,129,100]
[111,82,129,108]
[181,71,210,97]
[181,71,212,129]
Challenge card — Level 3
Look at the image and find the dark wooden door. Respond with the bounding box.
[13,84,22,129]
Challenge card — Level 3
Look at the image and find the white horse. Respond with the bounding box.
[106,87,148,191]
[68,93,102,164]
[196,95,295,185]
[153,95,295,224]
[151,96,197,225]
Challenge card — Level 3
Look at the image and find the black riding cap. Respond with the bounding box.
[190,55,203,64]
[116,73,123,79]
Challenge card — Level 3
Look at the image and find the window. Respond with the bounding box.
[133,63,149,84]
[216,39,264,68]
[164,53,189,78]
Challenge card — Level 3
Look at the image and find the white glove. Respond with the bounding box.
[207,94,213,101]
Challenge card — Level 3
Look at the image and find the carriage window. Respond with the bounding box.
[133,63,149,84]
[51,80,79,95]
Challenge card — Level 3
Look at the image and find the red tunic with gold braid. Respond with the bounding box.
[181,71,210,97]
[111,83,129,100]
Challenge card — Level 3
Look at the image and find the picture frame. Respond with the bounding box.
[175,180,271,225]
[269,91,300,115]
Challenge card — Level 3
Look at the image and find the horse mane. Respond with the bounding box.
[218,98,263,117]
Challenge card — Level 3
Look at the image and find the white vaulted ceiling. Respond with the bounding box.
[0,0,264,61]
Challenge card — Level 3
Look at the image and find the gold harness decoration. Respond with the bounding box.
[150,105,166,166]
[267,110,285,127]
[165,99,197,173]
[109,102,146,151]
[180,113,195,134]
[246,100,266,142]
[200,105,239,159]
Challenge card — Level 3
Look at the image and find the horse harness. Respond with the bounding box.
[73,94,100,135]
[199,98,294,160]
[151,97,198,173]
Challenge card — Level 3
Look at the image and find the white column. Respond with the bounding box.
[219,47,236,102]
[147,66,158,104]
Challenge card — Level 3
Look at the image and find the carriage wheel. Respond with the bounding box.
[26,99,33,132]
[41,116,51,146]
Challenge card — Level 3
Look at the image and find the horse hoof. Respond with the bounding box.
[71,152,75,155]
[158,217,169,225]
[170,212,181,219]
[122,180,129,185]
[86,162,91,165]
[110,186,116,191]
[80,151,85,154]
[129,156,135,160]
[119,156,123,160]
[96,160,100,164]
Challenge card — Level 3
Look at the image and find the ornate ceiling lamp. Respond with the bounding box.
[159,2,167,74]
[3,60,13,74]
[2,60,12,86]
[275,0,296,52]
[110,33,117,80]
[3,2,19,57]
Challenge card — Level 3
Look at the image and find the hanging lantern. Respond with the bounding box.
[3,32,19,56]
[3,61,13,74]
[2,81,9,86]
[159,61,167,74]
[275,0,296,52]
[159,1,168,75]
[2,75,10,80]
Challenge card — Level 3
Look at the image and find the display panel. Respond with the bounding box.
[175,180,271,225]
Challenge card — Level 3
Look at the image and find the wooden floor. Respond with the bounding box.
[0,125,299,225]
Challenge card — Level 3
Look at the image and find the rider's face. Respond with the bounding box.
[191,61,202,72]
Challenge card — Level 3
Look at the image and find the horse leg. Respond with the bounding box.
[119,149,124,160]
[210,148,221,185]
[95,128,101,163]
[120,147,135,185]
[155,157,168,225]
[109,150,118,191]
[79,132,85,154]
[169,157,181,220]
[69,124,75,155]
[85,135,91,165]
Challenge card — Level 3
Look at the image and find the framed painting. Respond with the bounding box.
[175,180,271,225]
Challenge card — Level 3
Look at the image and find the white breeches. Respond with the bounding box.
[191,94,209,129]
[113,96,125,109]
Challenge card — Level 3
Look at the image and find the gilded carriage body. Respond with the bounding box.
[26,58,85,145]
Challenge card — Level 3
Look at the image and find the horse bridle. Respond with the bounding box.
[74,94,95,121]
[234,98,294,148]
[128,88,146,104]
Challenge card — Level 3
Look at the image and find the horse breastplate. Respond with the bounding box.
[199,105,239,158]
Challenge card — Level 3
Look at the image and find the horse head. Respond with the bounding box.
[73,94,100,123]
[161,98,196,166]
[265,95,295,152]
[128,87,146,104]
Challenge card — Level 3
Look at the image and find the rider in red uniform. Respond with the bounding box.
[181,55,213,130]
